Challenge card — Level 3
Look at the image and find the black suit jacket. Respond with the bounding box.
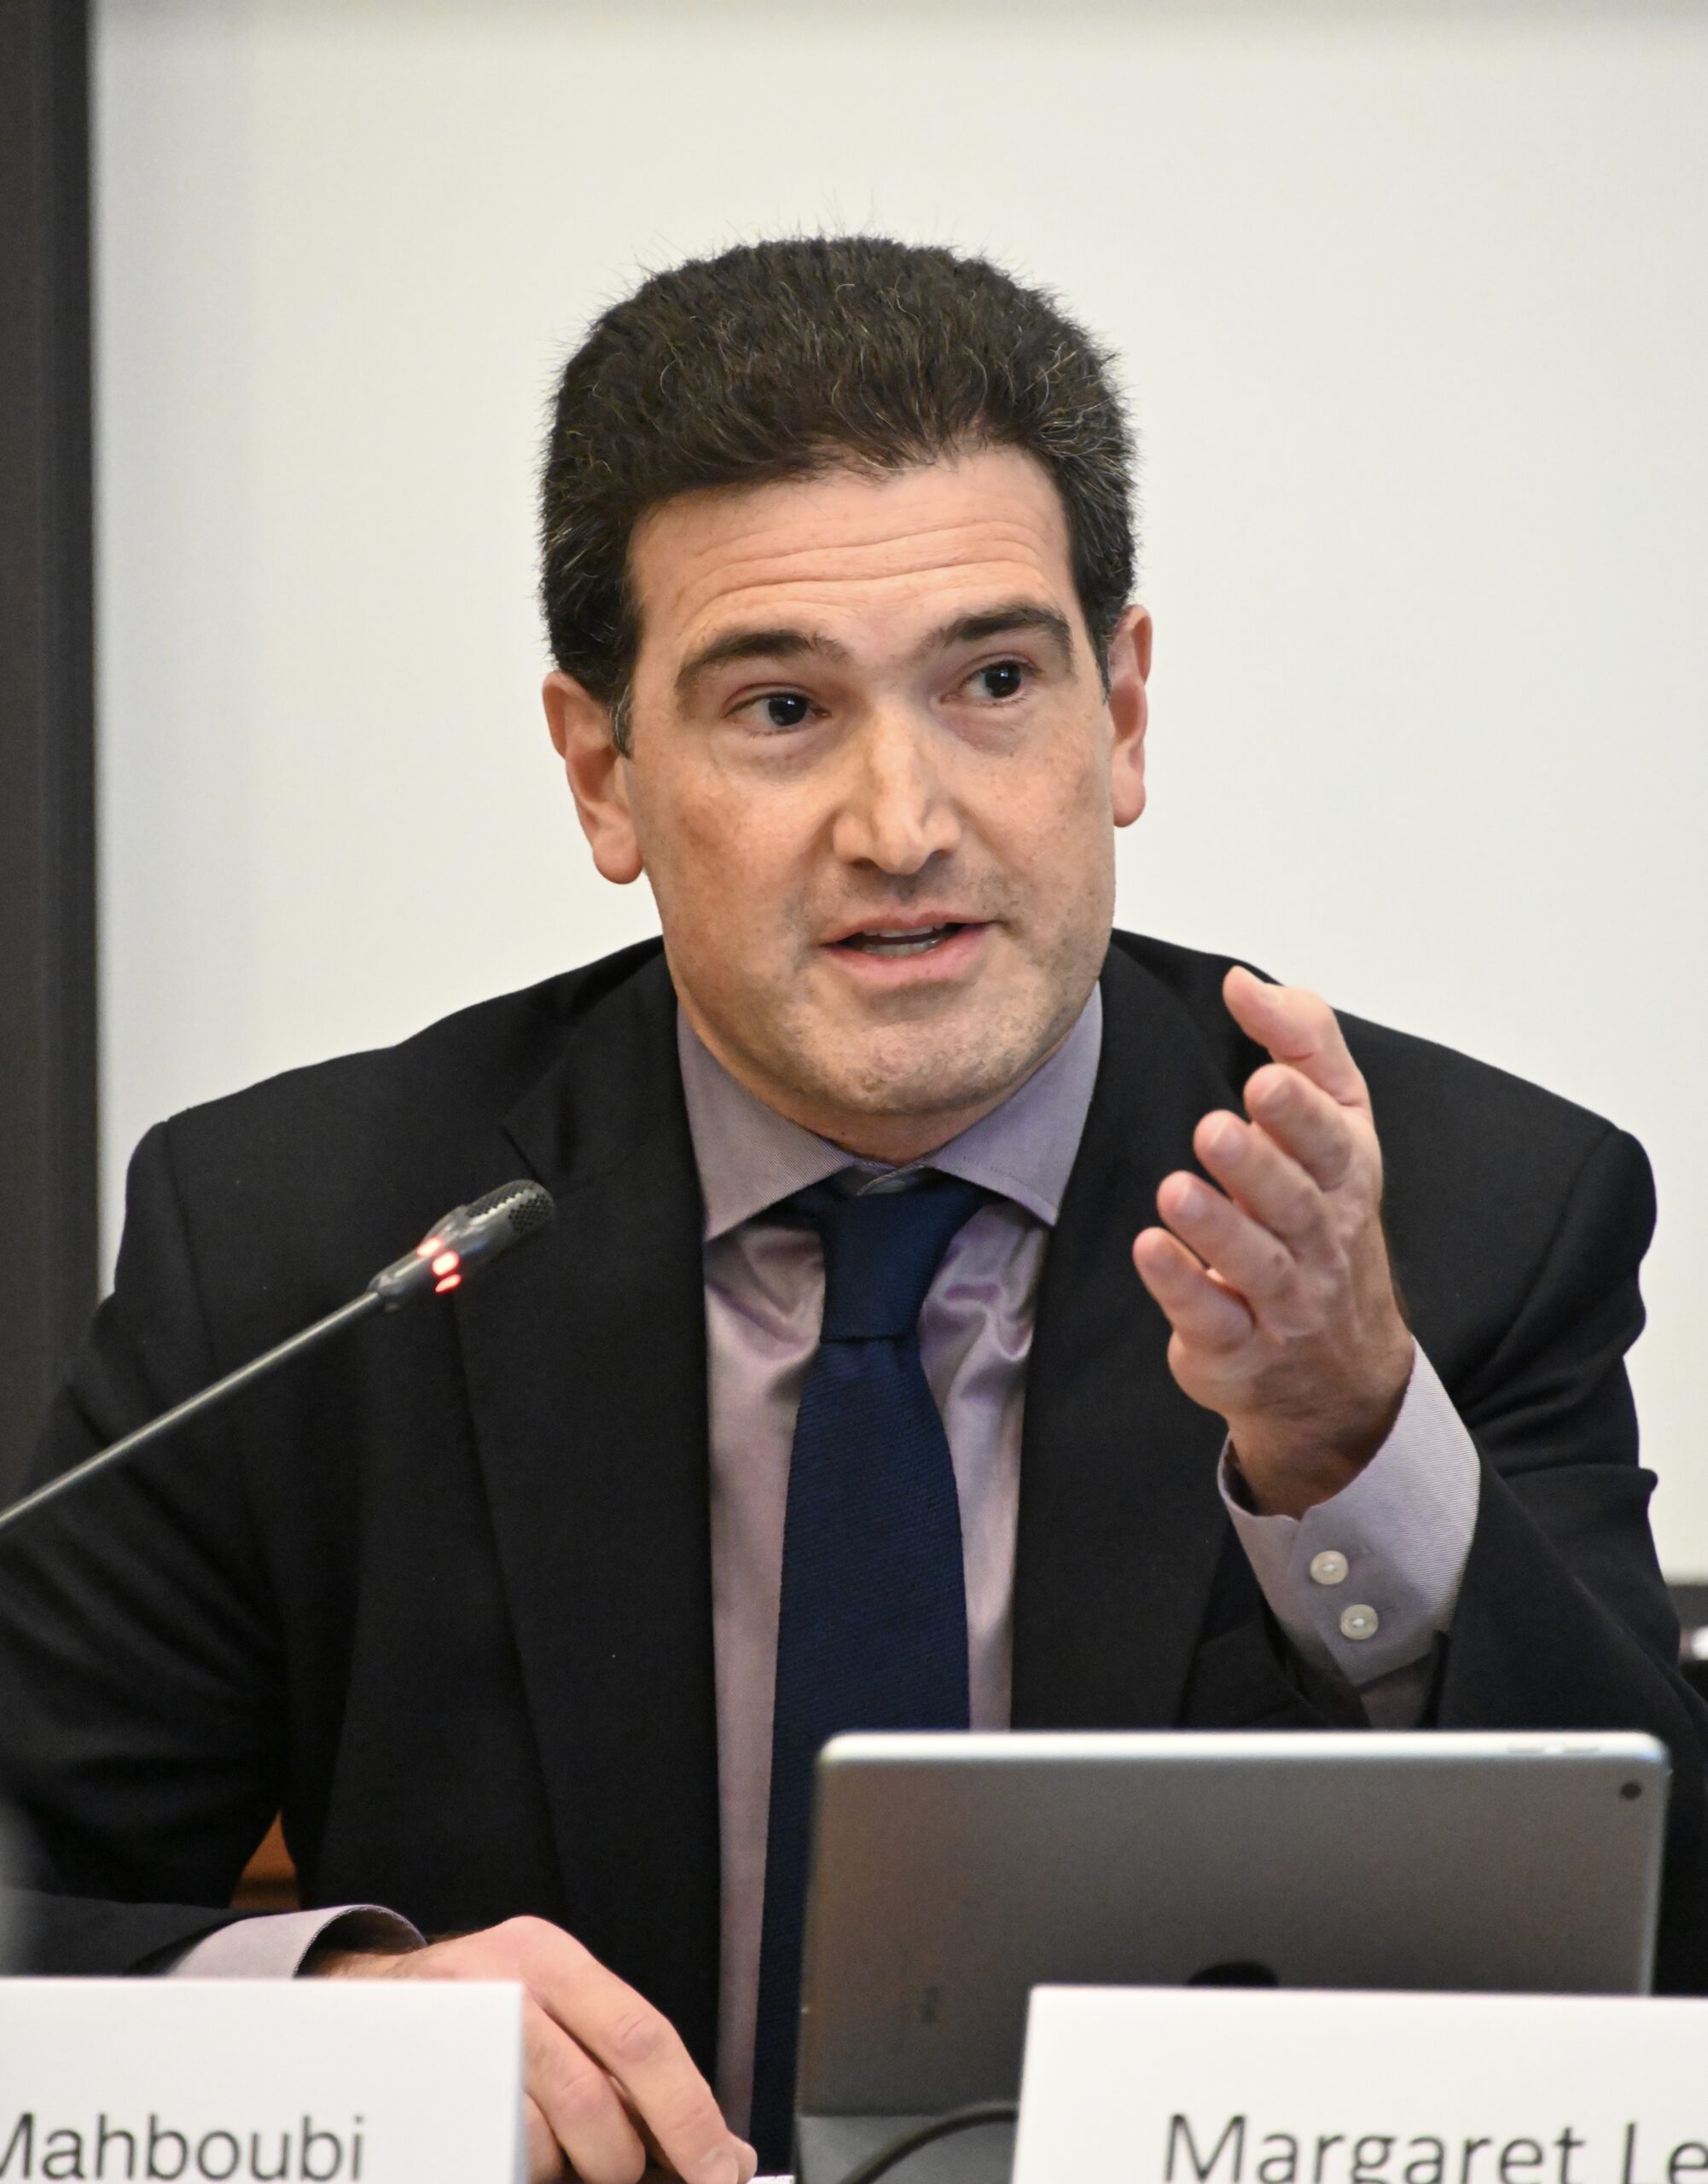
[2,932,1704,2057]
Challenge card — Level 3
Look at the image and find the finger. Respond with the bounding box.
[1240,1066,1359,1194]
[1194,1112,1327,1245]
[524,2096,566,2184]
[1156,1172,1299,1320]
[523,2004,647,2184]
[1223,966,1367,1110]
[1133,1225,1255,1351]
[625,2100,754,2184]
[539,1955,737,2184]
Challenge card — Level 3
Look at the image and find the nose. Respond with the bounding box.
[829,711,961,876]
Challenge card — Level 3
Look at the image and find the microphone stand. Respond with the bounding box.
[0,1177,555,1543]
[0,1292,382,1542]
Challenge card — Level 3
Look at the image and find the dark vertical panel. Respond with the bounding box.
[0,0,96,1498]
[1676,1587,1708,1705]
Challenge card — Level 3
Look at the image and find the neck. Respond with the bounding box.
[808,1102,1008,1167]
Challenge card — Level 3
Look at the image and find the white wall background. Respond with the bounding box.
[94,1,1708,1571]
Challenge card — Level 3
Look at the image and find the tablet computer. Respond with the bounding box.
[792,1729,1669,2183]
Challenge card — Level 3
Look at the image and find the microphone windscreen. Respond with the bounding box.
[464,1180,555,1246]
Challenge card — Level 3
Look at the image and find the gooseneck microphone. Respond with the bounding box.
[0,1181,555,1542]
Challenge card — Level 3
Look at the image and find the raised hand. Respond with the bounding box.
[1132,965,1415,1519]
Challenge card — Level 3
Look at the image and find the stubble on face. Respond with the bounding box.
[759,872,1096,1123]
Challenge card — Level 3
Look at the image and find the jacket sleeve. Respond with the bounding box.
[1433,1124,1708,1992]
[0,1122,283,1972]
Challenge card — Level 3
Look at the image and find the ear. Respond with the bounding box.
[1105,605,1150,828]
[543,671,643,884]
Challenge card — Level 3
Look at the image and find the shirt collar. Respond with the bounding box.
[677,987,1103,1242]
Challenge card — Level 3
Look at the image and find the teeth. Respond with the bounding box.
[845,924,956,956]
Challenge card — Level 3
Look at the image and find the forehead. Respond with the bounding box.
[627,445,1079,664]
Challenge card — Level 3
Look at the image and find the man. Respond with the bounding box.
[1,237,1703,2184]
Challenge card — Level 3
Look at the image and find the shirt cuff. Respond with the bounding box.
[165,1905,423,1978]
[1218,1340,1480,1692]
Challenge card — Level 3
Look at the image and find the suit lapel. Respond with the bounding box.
[1013,946,1246,1728]
[454,953,722,2073]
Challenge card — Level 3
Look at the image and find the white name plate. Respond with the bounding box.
[1014,1989,1708,2184]
[0,1981,521,2184]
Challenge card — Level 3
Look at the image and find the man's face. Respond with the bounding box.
[546,444,1149,1159]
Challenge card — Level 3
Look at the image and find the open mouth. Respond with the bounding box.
[832,922,972,958]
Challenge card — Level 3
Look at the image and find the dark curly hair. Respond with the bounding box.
[540,235,1137,752]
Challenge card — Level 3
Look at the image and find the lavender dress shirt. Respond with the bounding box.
[173,984,1481,2145]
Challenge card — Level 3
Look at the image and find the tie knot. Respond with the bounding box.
[790,1173,990,1340]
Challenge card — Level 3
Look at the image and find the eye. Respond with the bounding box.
[968,659,1029,702]
[746,692,815,731]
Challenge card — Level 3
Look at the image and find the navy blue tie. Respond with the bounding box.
[749,1170,989,2172]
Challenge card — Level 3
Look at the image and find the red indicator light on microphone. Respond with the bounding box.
[415,1235,445,1261]
[433,1271,462,1294]
[431,1250,461,1277]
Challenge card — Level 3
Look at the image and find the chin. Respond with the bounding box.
[826,1025,1052,1123]
[745,960,1096,1136]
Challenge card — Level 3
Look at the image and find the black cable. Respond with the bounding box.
[832,2101,1020,2184]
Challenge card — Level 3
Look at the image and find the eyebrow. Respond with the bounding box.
[925,602,1076,671]
[673,626,852,702]
[672,597,1077,703]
